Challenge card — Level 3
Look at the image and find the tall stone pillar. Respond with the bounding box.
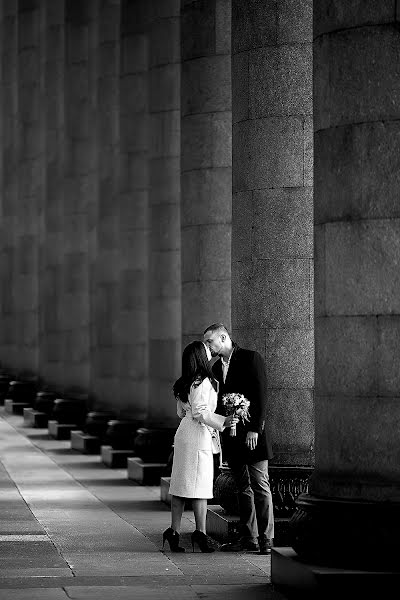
[180,0,232,347]
[61,1,93,392]
[0,3,18,369]
[231,0,314,465]
[148,0,181,426]
[39,0,65,387]
[89,0,121,407]
[15,0,41,374]
[117,0,149,420]
[278,1,400,579]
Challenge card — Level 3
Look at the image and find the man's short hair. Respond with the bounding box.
[203,323,230,336]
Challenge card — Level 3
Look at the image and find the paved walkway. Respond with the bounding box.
[0,409,287,600]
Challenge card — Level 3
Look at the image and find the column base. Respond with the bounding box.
[23,408,48,428]
[290,493,400,570]
[48,420,79,440]
[127,457,167,485]
[70,431,101,454]
[4,399,31,415]
[101,445,135,468]
[271,547,400,599]
[206,505,241,542]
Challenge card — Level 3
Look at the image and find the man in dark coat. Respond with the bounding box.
[203,323,274,554]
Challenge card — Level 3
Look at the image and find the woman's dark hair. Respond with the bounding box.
[173,341,216,402]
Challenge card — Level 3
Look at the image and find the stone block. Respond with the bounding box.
[314,0,394,37]
[150,18,180,68]
[315,316,377,397]
[377,316,400,396]
[181,0,216,61]
[233,117,304,192]
[23,407,48,428]
[324,221,400,315]
[181,167,231,226]
[314,122,400,224]
[118,342,148,379]
[249,44,312,119]
[101,445,135,468]
[231,191,253,262]
[148,339,180,381]
[278,0,312,43]
[182,281,231,335]
[232,0,277,53]
[315,395,400,490]
[120,72,147,115]
[149,64,180,113]
[120,113,148,153]
[314,225,326,318]
[271,546,400,599]
[181,226,200,283]
[119,230,148,271]
[160,476,172,505]
[149,204,180,252]
[268,389,314,451]
[127,457,167,485]
[48,421,79,440]
[314,28,400,131]
[70,431,101,454]
[304,116,313,187]
[206,505,241,542]
[4,399,30,415]
[266,328,314,389]
[181,112,232,172]
[149,157,180,202]
[232,51,249,123]
[120,34,147,76]
[232,258,312,329]
[253,187,313,259]
[150,110,180,159]
[182,55,231,117]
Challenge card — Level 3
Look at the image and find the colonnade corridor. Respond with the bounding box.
[0,409,286,600]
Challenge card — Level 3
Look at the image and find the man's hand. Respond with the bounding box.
[246,431,258,451]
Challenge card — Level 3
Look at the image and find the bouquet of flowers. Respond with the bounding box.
[222,393,250,436]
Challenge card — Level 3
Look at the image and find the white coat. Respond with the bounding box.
[168,377,226,499]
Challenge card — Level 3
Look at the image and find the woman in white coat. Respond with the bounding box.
[163,341,238,553]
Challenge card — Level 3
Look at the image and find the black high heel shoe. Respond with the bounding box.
[191,530,215,553]
[162,527,185,552]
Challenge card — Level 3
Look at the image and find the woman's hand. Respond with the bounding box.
[224,415,239,427]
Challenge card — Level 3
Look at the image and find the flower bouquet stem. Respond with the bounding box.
[230,423,237,437]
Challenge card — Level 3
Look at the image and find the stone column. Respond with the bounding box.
[148,0,181,426]
[0,3,18,369]
[231,0,314,465]
[286,2,400,571]
[89,0,121,407]
[39,0,65,387]
[117,0,149,420]
[15,0,41,375]
[62,1,96,393]
[180,0,232,347]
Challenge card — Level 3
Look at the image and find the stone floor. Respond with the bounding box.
[0,408,288,600]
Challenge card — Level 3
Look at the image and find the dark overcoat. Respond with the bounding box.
[212,343,274,465]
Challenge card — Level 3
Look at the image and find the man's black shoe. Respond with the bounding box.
[220,539,259,552]
[258,537,273,555]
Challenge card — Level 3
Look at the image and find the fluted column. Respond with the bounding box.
[231,0,314,465]
[117,0,149,420]
[289,2,400,570]
[148,0,181,426]
[180,0,232,346]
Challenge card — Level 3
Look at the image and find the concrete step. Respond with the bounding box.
[70,430,101,454]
